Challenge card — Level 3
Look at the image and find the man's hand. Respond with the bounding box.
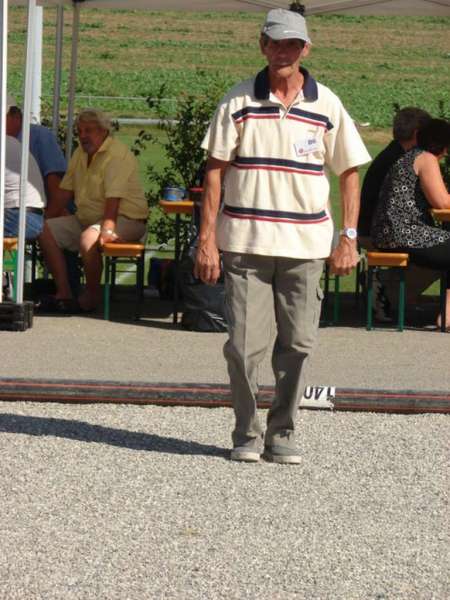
[328,236,359,276]
[193,155,229,285]
[99,228,119,247]
[99,199,121,247]
[331,167,361,275]
[194,239,221,285]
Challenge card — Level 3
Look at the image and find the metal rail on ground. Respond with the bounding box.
[0,378,449,414]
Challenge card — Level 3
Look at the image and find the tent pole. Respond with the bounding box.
[65,1,80,159]
[17,0,37,304]
[0,0,8,302]
[52,4,64,135]
[31,5,43,123]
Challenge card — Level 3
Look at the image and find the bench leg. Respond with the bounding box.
[398,268,406,332]
[440,272,446,333]
[111,260,117,296]
[104,256,111,320]
[354,261,361,306]
[135,253,145,321]
[32,241,38,285]
[13,250,18,302]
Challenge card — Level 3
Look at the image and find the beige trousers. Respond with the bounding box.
[222,252,324,450]
[47,215,146,252]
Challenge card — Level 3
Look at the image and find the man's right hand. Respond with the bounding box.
[194,240,221,285]
[193,155,229,285]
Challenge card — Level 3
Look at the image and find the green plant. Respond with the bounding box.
[137,80,226,246]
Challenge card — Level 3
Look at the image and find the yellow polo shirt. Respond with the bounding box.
[60,136,148,226]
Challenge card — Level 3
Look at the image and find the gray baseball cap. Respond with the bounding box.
[261,9,311,44]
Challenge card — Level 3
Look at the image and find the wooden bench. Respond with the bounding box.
[366,252,409,331]
[102,242,145,321]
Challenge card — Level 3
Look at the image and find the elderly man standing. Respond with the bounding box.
[195,9,370,464]
[39,108,148,312]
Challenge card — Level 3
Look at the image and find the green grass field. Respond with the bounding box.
[7,9,449,127]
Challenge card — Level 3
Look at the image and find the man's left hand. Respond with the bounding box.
[99,229,118,246]
[328,237,359,276]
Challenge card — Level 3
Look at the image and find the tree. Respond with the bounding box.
[132,80,226,246]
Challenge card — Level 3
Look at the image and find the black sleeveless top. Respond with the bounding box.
[371,147,450,249]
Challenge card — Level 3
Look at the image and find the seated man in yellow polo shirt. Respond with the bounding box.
[38,108,148,312]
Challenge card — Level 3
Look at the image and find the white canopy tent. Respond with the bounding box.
[1,0,449,306]
[10,0,450,13]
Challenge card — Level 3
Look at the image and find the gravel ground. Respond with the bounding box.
[0,402,448,600]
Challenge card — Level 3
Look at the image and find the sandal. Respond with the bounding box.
[35,295,80,315]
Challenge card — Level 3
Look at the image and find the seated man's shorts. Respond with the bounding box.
[4,208,44,240]
[47,215,147,252]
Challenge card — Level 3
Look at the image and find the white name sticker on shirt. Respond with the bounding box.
[294,138,320,157]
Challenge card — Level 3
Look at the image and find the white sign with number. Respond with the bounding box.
[299,386,335,409]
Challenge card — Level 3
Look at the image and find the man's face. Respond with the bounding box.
[260,37,309,78]
[77,121,108,156]
[6,110,22,137]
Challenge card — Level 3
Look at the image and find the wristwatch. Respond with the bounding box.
[339,227,358,240]
[101,228,117,236]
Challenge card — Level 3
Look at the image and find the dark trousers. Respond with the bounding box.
[390,240,450,288]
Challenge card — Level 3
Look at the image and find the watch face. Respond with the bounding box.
[343,227,357,240]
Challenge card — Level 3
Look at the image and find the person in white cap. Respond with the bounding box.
[195,8,371,464]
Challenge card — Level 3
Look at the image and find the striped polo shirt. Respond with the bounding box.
[202,67,371,259]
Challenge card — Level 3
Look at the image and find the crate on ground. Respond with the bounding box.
[0,301,34,331]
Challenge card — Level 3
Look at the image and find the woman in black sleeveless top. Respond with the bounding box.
[371,119,450,329]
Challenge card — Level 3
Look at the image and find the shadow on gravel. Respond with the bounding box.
[0,413,227,457]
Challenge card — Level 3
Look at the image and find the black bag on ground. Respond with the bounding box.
[148,258,176,300]
[179,253,227,333]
